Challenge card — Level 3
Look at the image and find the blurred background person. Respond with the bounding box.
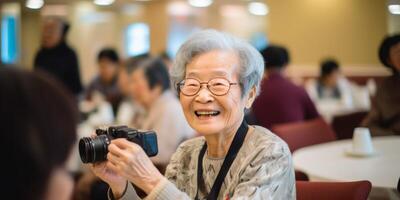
[126,57,194,169]
[34,17,82,96]
[115,54,150,125]
[1,67,77,200]
[362,34,400,136]
[305,59,371,122]
[85,48,123,116]
[252,45,320,129]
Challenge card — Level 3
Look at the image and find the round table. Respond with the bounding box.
[293,136,400,188]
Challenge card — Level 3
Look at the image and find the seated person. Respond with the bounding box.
[126,57,194,166]
[89,30,295,200]
[85,48,123,115]
[1,67,77,200]
[306,59,370,110]
[115,54,150,125]
[362,34,400,136]
[252,45,319,129]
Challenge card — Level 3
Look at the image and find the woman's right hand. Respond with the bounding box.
[89,161,127,198]
[87,133,127,198]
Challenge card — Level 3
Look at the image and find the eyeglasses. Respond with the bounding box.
[177,77,238,96]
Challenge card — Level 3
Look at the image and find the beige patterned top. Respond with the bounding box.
[116,125,296,200]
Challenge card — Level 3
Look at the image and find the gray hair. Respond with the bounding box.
[171,29,264,97]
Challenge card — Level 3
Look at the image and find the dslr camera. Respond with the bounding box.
[79,126,158,163]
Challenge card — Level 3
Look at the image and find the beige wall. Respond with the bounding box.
[266,0,387,67]
[20,8,40,69]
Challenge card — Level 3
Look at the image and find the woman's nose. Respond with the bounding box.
[195,85,214,103]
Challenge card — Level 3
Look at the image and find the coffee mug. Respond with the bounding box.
[352,127,374,154]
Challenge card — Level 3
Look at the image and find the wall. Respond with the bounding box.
[266,0,388,67]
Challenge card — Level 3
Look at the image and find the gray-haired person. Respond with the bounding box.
[89,29,296,200]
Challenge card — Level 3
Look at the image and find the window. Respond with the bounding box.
[125,23,150,57]
[1,15,19,64]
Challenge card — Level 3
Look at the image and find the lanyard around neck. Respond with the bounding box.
[195,119,249,200]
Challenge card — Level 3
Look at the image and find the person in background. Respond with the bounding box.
[305,59,370,112]
[115,54,150,125]
[252,45,319,129]
[34,17,82,96]
[125,57,194,168]
[362,34,400,136]
[85,48,123,115]
[0,67,77,200]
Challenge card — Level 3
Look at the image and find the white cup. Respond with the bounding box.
[352,127,374,154]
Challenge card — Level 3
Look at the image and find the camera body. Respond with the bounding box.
[79,126,158,163]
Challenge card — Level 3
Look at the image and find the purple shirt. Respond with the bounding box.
[252,72,319,129]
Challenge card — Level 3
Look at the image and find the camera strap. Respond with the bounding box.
[195,119,249,200]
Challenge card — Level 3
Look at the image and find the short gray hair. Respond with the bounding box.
[171,29,264,97]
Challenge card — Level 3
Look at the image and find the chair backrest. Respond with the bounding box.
[331,111,368,140]
[271,117,336,152]
[296,181,372,200]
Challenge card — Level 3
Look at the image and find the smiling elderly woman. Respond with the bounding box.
[90,30,295,200]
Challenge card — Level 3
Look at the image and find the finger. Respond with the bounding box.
[108,143,130,158]
[107,153,123,166]
[106,161,120,174]
[90,132,97,138]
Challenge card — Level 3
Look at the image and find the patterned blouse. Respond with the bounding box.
[114,125,296,200]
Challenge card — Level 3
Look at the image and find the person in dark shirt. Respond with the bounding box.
[34,17,82,95]
[85,48,122,115]
[362,34,400,136]
[252,45,319,129]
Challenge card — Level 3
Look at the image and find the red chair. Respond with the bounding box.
[295,170,309,181]
[296,181,372,200]
[271,117,337,153]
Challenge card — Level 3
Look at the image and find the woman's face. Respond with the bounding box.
[129,68,153,107]
[179,50,253,136]
[389,43,400,72]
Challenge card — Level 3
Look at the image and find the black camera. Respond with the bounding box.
[79,126,158,163]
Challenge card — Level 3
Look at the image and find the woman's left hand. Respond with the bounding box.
[106,138,165,194]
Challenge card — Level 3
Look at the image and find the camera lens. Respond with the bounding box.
[79,135,110,163]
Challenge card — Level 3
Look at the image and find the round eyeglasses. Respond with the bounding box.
[177,78,238,96]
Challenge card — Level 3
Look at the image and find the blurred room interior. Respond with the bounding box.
[1,0,399,84]
[1,1,400,200]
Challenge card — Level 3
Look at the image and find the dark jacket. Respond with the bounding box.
[362,74,400,136]
[34,41,82,95]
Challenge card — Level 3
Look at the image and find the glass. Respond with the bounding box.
[177,77,238,96]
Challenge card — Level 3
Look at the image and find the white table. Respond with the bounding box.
[293,136,400,189]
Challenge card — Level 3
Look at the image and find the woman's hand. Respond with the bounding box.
[107,138,164,194]
[89,161,127,198]
[87,133,127,198]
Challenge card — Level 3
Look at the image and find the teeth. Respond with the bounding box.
[197,111,218,115]
[195,111,220,117]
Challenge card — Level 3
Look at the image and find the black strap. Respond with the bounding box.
[195,119,249,200]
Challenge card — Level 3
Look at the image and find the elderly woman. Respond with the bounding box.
[90,30,295,199]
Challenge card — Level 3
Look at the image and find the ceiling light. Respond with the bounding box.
[94,0,115,6]
[26,0,44,9]
[388,4,400,14]
[248,2,269,16]
[188,0,213,8]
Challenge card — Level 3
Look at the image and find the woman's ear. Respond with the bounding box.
[245,86,257,109]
